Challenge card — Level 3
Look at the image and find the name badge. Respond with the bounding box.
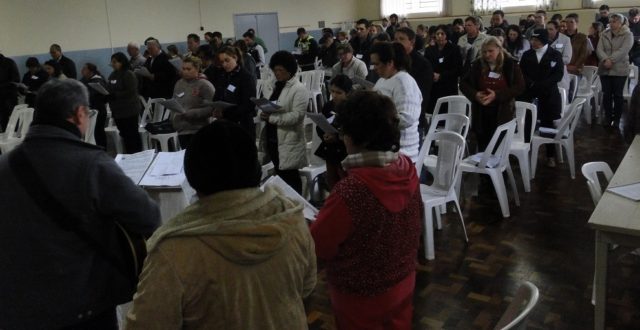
[176,92,185,98]
[550,61,557,68]
[438,57,444,63]
[488,71,501,79]
[556,43,563,49]
[31,75,39,80]
[110,80,117,84]
[227,84,236,92]
[369,64,374,70]
[355,54,363,59]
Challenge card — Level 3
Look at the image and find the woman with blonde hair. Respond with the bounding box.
[460,36,524,150]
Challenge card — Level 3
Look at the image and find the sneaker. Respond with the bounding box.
[547,158,556,168]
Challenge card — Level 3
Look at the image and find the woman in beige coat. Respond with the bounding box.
[259,51,309,193]
[126,120,316,330]
[596,13,634,126]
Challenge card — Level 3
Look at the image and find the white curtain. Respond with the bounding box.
[380,0,408,18]
[473,0,500,14]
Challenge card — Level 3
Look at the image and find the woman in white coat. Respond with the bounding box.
[369,42,422,162]
[260,50,309,193]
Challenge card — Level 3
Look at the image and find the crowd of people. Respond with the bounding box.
[0,4,640,330]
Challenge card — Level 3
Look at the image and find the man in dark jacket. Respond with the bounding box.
[0,79,160,329]
[519,29,564,167]
[350,18,374,67]
[294,27,319,71]
[394,27,434,142]
[0,52,19,131]
[49,44,77,79]
[139,39,179,99]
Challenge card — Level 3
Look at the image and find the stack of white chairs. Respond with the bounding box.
[531,98,586,179]
[0,106,35,154]
[509,102,537,193]
[83,110,99,145]
[299,117,325,202]
[298,70,325,113]
[457,120,520,218]
[142,98,179,152]
[418,130,468,260]
[104,103,123,154]
[623,65,639,106]
[576,66,598,124]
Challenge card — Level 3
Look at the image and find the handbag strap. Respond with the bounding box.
[8,146,128,276]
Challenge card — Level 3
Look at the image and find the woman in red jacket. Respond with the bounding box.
[310,91,422,330]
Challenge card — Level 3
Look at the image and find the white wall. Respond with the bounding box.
[0,0,364,57]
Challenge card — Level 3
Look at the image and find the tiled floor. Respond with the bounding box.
[305,119,640,329]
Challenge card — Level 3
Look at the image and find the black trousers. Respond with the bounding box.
[59,308,117,330]
[0,95,17,132]
[94,107,107,149]
[114,115,142,153]
[600,75,627,122]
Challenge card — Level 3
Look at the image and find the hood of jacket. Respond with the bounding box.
[347,155,419,213]
[146,186,305,265]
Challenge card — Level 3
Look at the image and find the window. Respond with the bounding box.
[381,0,443,17]
[473,0,553,14]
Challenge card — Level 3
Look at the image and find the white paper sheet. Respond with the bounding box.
[134,67,153,78]
[470,152,501,168]
[607,182,640,202]
[159,99,185,113]
[250,97,283,113]
[261,176,319,221]
[114,150,156,185]
[88,82,110,95]
[307,112,338,134]
[139,150,186,187]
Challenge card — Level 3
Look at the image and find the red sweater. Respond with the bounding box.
[311,155,422,296]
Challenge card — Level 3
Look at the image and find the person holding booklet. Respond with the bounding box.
[213,46,257,138]
[170,56,215,148]
[314,74,351,189]
[107,52,143,153]
[126,120,316,329]
[80,63,108,148]
[259,51,309,194]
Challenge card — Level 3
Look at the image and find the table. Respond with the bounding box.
[588,135,640,330]
[145,182,196,223]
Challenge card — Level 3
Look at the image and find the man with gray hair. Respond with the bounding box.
[139,39,178,99]
[49,43,77,79]
[127,42,146,70]
[0,79,160,329]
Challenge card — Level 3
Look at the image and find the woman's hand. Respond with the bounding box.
[212,108,224,119]
[480,88,496,106]
[475,91,487,103]
[323,133,338,143]
[433,72,440,82]
[603,58,613,70]
[260,112,271,121]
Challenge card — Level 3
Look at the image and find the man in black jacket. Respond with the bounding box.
[350,18,374,67]
[394,27,434,142]
[0,52,19,131]
[519,29,564,167]
[49,44,77,79]
[0,79,160,329]
[139,39,179,99]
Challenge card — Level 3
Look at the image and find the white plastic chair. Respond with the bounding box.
[581,161,613,207]
[493,281,540,330]
[141,98,168,150]
[149,133,180,152]
[0,107,34,154]
[558,87,568,118]
[576,66,598,124]
[298,70,324,113]
[509,102,537,193]
[567,73,579,103]
[531,98,586,179]
[419,131,467,260]
[429,95,472,125]
[418,113,470,229]
[299,117,323,201]
[83,109,98,144]
[104,103,124,154]
[623,65,639,106]
[457,120,520,218]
